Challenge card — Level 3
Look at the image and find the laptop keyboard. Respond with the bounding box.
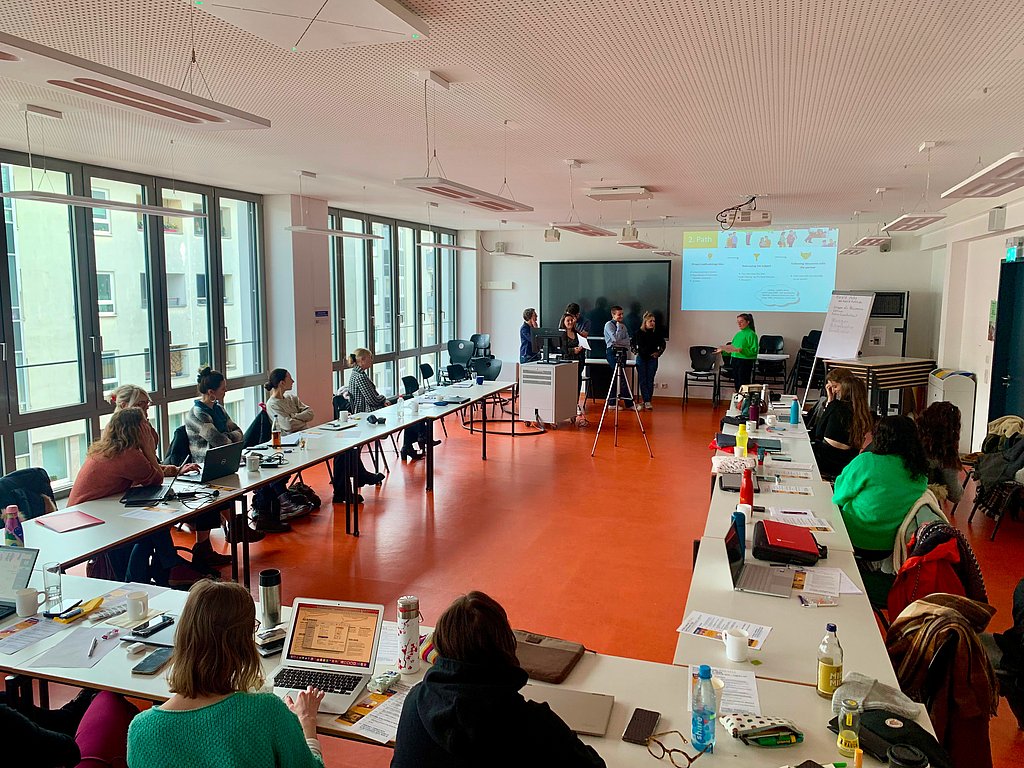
[740,564,792,594]
[274,668,362,695]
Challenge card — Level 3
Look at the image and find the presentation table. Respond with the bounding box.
[822,356,936,414]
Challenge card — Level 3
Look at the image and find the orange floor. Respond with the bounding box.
[179,398,1021,766]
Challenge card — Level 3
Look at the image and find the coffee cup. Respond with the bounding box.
[736,503,752,519]
[338,411,350,423]
[724,627,750,662]
[745,419,757,433]
[15,587,46,618]
[126,590,149,622]
[765,414,778,427]
[475,375,484,385]
[246,453,261,472]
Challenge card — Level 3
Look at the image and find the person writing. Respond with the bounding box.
[391,591,605,767]
[520,307,539,363]
[127,580,325,768]
[264,368,315,435]
[716,313,758,391]
[630,311,666,411]
[811,368,872,478]
[603,305,633,409]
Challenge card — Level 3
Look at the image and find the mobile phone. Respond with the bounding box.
[132,647,173,675]
[134,615,174,638]
[622,708,661,744]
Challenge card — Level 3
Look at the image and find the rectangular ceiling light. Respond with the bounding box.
[0,31,270,130]
[395,177,533,213]
[285,225,382,240]
[838,247,865,256]
[416,242,478,253]
[941,152,1024,199]
[854,235,892,248]
[585,186,652,202]
[652,249,676,257]
[0,190,208,219]
[550,221,616,237]
[617,226,657,249]
[884,213,947,231]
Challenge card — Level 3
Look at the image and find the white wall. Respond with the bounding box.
[473,228,944,398]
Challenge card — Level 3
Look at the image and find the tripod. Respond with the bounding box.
[591,350,654,457]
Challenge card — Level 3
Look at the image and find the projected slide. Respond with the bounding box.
[681,228,838,312]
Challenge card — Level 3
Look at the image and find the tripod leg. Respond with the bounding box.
[618,363,655,458]
[590,362,621,456]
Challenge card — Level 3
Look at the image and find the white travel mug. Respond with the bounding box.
[724,627,750,662]
[397,595,420,675]
[126,591,149,621]
[246,453,261,472]
[15,587,46,618]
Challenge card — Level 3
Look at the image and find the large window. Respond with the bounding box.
[220,197,262,378]
[397,225,418,352]
[370,221,394,356]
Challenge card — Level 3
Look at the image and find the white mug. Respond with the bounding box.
[338,411,350,423]
[724,627,750,662]
[246,453,261,472]
[736,503,752,520]
[126,591,149,622]
[765,414,778,427]
[15,587,46,618]
[745,419,757,433]
[410,401,420,414]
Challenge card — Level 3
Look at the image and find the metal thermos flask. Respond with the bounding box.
[259,568,282,628]
[397,595,421,674]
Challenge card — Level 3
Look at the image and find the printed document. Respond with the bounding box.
[677,612,772,651]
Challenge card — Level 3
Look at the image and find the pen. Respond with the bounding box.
[101,628,120,641]
[57,600,82,617]
[87,637,98,657]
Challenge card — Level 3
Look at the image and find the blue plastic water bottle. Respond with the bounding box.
[692,664,717,753]
[732,509,746,553]
[789,399,800,425]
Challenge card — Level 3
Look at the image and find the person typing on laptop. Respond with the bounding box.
[127,580,326,768]
[391,591,605,768]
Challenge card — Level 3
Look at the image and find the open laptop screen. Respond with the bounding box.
[0,546,39,599]
[285,602,381,670]
[724,520,744,589]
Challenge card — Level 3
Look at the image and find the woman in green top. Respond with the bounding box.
[716,313,759,391]
[832,416,929,559]
[127,580,325,768]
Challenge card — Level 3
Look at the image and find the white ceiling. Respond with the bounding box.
[2,0,1024,236]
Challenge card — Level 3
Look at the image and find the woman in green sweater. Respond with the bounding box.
[127,580,325,768]
[832,416,929,559]
[716,313,758,391]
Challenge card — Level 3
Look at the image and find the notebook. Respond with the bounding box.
[0,546,40,620]
[513,630,585,683]
[725,517,793,598]
[35,510,104,533]
[271,598,385,714]
[522,684,615,736]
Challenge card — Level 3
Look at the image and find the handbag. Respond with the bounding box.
[720,713,803,747]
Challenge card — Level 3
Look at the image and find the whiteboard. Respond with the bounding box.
[815,291,876,360]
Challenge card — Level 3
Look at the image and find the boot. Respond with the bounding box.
[222,518,267,544]
[191,539,232,569]
[401,447,424,461]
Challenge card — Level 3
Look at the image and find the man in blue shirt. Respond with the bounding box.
[520,307,539,363]
[603,305,633,409]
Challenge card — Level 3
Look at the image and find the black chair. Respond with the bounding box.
[756,335,787,385]
[446,363,469,383]
[719,347,737,391]
[332,393,350,418]
[470,333,492,359]
[470,357,505,417]
[445,339,475,384]
[785,330,825,394]
[164,425,191,467]
[0,467,55,520]
[684,346,720,407]
[420,363,437,390]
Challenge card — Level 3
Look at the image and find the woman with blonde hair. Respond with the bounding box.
[811,368,873,478]
[127,581,325,768]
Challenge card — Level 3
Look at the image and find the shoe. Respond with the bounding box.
[358,472,384,487]
[332,493,364,504]
[222,520,266,544]
[644,402,653,411]
[401,447,424,461]
[191,542,232,569]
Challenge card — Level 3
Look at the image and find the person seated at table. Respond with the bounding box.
[810,368,872,478]
[832,415,929,561]
[69,408,209,585]
[520,307,540,363]
[2,689,138,768]
[349,348,436,461]
[917,401,964,504]
[127,580,325,768]
[391,590,605,768]
[110,384,234,569]
[265,368,315,435]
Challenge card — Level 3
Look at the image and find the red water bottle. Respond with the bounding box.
[739,467,754,507]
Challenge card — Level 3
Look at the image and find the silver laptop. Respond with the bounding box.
[523,684,615,736]
[0,546,40,620]
[725,518,793,598]
[271,598,385,714]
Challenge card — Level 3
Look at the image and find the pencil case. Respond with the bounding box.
[720,712,804,747]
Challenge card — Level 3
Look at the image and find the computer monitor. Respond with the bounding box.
[531,327,566,364]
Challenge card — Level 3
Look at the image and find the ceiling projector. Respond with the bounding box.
[724,209,773,228]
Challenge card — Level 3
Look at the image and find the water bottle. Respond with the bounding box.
[397,595,420,675]
[739,468,754,507]
[789,399,800,425]
[271,415,282,449]
[749,393,760,422]
[735,423,749,457]
[732,509,746,552]
[817,623,843,698]
[258,568,282,628]
[692,664,717,753]
[3,505,24,547]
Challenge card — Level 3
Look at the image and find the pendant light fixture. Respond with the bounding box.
[652,216,676,257]
[884,142,946,231]
[617,200,657,249]
[416,202,477,253]
[284,171,382,240]
[550,160,616,236]
[853,189,892,248]
[838,211,866,255]
[942,151,1024,199]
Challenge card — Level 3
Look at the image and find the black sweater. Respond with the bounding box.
[0,703,80,768]
[631,328,666,359]
[390,657,605,768]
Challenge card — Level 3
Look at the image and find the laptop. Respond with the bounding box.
[271,598,385,714]
[725,517,793,598]
[177,441,246,485]
[121,456,188,507]
[0,546,40,620]
[523,684,615,736]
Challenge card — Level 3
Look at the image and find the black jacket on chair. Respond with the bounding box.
[0,468,55,520]
[390,657,605,768]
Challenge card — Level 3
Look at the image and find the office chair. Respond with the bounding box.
[420,363,436,391]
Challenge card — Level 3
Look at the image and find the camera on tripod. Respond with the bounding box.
[613,346,629,363]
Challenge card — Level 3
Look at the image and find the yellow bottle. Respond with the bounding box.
[735,423,749,458]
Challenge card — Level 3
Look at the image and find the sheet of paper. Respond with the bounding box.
[791,567,841,597]
[767,507,835,532]
[122,507,177,522]
[769,484,814,496]
[769,461,813,471]
[688,667,761,714]
[300,431,324,439]
[838,570,864,595]
[349,681,413,744]
[576,334,592,351]
[30,626,121,668]
[771,467,814,480]
[375,630,400,667]
[677,612,772,651]
[0,617,65,655]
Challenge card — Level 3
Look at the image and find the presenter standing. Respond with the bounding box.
[716,313,758,391]
[631,311,666,410]
[519,307,539,364]
[603,305,633,409]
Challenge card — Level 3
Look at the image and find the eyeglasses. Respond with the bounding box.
[647,730,707,768]
[254,619,261,633]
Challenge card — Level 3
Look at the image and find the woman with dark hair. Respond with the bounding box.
[917,401,964,504]
[716,313,758,391]
[833,415,929,557]
[811,368,873,477]
[185,367,243,463]
[391,591,605,767]
[128,581,324,768]
[265,368,315,435]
